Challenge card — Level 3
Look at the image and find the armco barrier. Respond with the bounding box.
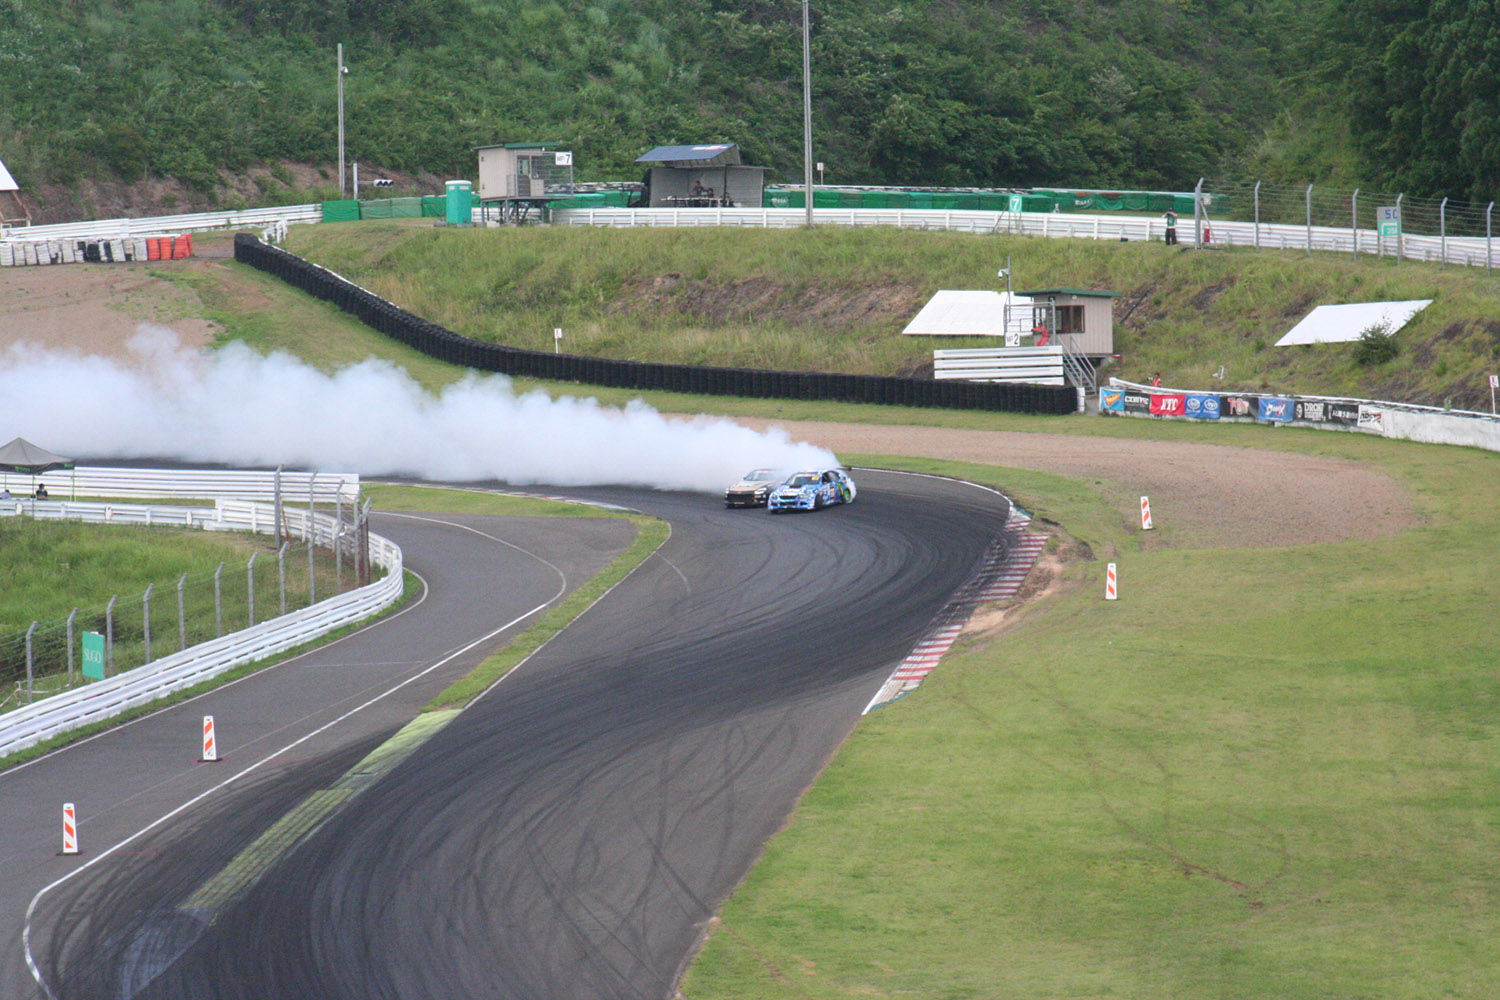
[2,204,322,245]
[0,494,400,759]
[231,234,1076,415]
[10,466,358,503]
[556,206,1500,271]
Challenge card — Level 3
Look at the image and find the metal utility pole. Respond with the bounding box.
[1193,178,1204,248]
[337,44,348,198]
[802,0,814,228]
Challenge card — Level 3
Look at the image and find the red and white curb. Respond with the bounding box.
[864,506,1047,713]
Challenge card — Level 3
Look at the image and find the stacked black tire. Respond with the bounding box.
[233,234,1075,415]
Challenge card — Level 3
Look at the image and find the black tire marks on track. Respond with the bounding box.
[36,472,1009,1000]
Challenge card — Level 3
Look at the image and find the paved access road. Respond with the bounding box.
[0,511,637,1000]
[20,471,1011,999]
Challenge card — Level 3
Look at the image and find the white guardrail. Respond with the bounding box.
[6,200,1492,271]
[0,204,321,245]
[5,466,357,503]
[0,470,401,759]
[555,207,1500,271]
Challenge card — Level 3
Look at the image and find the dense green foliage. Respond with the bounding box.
[1,0,1310,194]
[1,0,1491,205]
[1318,0,1500,202]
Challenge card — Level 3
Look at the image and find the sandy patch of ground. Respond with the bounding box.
[0,262,217,362]
[735,418,1414,550]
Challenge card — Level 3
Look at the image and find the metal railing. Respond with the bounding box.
[1058,336,1097,394]
[556,206,1500,271]
[5,466,358,503]
[0,494,399,758]
[0,204,321,245]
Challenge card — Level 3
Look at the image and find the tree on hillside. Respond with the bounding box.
[1324,0,1500,201]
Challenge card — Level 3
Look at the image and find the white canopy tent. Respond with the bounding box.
[902,289,1034,339]
[1276,300,1432,346]
[0,157,29,228]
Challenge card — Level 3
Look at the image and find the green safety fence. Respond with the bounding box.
[764,187,1209,214]
[548,190,633,210]
[321,197,436,221]
[321,200,360,222]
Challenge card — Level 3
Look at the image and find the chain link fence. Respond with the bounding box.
[1203,178,1497,258]
[2,502,370,709]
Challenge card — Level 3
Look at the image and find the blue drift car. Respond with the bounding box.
[767,469,857,513]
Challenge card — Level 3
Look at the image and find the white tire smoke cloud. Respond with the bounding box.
[0,327,839,491]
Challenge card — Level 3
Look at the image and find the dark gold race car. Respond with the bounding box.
[724,469,791,508]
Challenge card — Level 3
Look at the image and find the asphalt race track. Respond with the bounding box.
[0,510,636,999]
[17,470,1011,999]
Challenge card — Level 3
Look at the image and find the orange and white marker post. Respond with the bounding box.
[1105,562,1118,601]
[1140,496,1154,530]
[202,715,218,762]
[62,803,79,855]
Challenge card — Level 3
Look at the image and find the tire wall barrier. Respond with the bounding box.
[232,234,1076,416]
[0,234,194,267]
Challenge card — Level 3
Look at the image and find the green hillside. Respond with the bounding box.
[0,0,1422,213]
[284,221,1500,410]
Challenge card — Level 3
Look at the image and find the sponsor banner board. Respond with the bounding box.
[1122,390,1151,414]
[1295,400,1329,423]
[1184,393,1220,419]
[1150,393,1186,417]
[1221,394,1256,418]
[1327,402,1360,425]
[1357,405,1384,431]
[1258,396,1294,423]
[1098,387,1125,413]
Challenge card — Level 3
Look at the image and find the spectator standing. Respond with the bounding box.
[1162,209,1178,245]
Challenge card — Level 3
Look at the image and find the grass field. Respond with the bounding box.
[680,434,1500,999]
[0,520,270,631]
[0,517,353,701]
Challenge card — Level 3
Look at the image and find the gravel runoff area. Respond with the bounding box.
[0,258,1413,548]
[733,419,1414,550]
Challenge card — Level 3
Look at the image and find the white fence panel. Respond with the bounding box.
[933,346,1066,385]
[5,466,358,503]
[555,207,1500,271]
[1,204,321,245]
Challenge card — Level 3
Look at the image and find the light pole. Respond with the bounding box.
[802,0,813,228]
[337,43,349,198]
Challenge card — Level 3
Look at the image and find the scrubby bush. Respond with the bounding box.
[1353,322,1400,365]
